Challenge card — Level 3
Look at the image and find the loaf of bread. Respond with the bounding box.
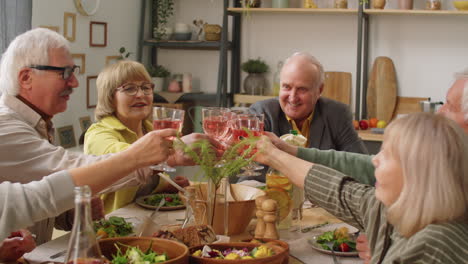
[172,225,217,247]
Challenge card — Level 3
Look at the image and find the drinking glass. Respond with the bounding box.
[150,107,185,172]
[231,114,263,177]
[201,107,231,140]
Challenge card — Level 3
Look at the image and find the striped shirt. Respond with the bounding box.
[304,164,468,264]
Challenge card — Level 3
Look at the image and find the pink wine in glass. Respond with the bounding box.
[203,117,229,138]
[153,119,182,131]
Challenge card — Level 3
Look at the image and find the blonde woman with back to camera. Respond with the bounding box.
[84,60,217,213]
[254,113,468,263]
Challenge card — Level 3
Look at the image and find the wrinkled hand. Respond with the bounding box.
[161,176,190,193]
[263,132,298,155]
[168,133,224,166]
[127,129,177,167]
[0,229,36,262]
[253,136,278,166]
[356,234,371,264]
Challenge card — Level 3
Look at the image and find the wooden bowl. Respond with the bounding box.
[242,238,289,264]
[99,237,189,264]
[453,1,468,10]
[180,183,265,235]
[189,242,288,264]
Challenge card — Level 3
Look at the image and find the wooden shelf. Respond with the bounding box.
[364,9,468,16]
[154,92,218,103]
[233,94,276,105]
[358,130,384,142]
[228,7,358,14]
[143,39,233,50]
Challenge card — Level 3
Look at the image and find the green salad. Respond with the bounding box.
[94,216,133,238]
[316,227,357,253]
[112,243,168,264]
[143,193,183,207]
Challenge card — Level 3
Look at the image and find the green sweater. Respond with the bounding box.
[297,148,376,186]
[305,165,468,264]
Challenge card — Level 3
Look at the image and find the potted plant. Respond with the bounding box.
[117,47,132,60]
[147,65,170,92]
[241,58,269,95]
[153,0,174,40]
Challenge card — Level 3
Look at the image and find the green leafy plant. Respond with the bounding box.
[147,65,171,78]
[118,47,132,60]
[241,58,269,74]
[174,130,262,224]
[153,0,174,40]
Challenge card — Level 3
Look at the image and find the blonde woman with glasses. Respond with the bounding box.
[253,113,468,263]
[84,60,216,213]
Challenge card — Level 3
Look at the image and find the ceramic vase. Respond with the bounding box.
[243,73,267,95]
[398,0,413,9]
[372,0,386,9]
[272,0,289,8]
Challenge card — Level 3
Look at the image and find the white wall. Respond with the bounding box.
[31,0,468,142]
[32,0,142,145]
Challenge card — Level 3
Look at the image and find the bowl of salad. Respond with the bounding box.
[99,237,189,264]
[94,216,134,238]
[189,242,288,264]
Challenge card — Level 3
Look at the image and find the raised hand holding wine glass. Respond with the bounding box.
[150,107,185,172]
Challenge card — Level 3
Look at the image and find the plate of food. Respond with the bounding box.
[136,193,186,211]
[307,223,359,257]
[93,216,135,238]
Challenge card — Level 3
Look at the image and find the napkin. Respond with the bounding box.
[23,233,70,264]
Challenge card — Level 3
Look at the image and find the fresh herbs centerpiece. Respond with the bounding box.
[175,130,261,235]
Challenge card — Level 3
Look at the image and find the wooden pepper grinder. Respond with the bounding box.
[262,199,279,240]
[254,195,268,238]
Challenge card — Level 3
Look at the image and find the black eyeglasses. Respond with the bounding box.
[29,65,80,80]
[116,83,155,96]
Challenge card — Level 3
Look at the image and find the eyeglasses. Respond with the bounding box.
[29,65,80,80]
[116,83,155,96]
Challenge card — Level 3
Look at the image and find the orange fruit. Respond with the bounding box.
[369,118,378,128]
[265,187,292,221]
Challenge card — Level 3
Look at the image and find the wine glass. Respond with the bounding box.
[150,107,185,172]
[231,114,263,177]
[201,107,231,140]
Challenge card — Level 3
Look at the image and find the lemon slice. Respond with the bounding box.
[265,188,292,221]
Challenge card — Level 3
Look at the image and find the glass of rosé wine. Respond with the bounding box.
[201,107,231,141]
[150,107,185,172]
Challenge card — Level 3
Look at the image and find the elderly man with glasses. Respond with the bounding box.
[0,28,216,253]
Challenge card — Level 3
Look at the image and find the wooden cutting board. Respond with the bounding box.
[367,57,397,123]
[322,71,352,105]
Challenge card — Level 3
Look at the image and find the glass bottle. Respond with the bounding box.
[265,167,293,230]
[272,61,283,96]
[64,186,107,264]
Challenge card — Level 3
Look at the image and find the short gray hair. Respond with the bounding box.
[456,69,468,122]
[284,52,325,90]
[0,28,70,96]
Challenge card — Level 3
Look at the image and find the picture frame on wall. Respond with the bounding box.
[39,25,59,32]
[63,12,76,42]
[87,75,98,108]
[57,125,77,148]
[105,56,121,66]
[90,21,107,47]
[72,54,86,74]
[79,116,92,132]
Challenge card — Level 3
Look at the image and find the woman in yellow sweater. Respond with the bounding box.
[85,60,208,213]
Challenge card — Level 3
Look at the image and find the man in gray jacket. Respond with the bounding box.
[246,52,367,181]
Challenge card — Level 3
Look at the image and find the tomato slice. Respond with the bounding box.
[339,242,350,252]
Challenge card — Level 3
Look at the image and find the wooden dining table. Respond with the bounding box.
[23,201,364,264]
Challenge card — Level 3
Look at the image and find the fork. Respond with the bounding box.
[325,241,340,264]
[138,198,165,237]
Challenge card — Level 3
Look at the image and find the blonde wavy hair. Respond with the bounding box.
[94,60,152,121]
[385,113,468,237]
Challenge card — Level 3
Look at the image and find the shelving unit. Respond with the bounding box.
[364,9,468,15]
[228,7,358,14]
[137,0,241,107]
